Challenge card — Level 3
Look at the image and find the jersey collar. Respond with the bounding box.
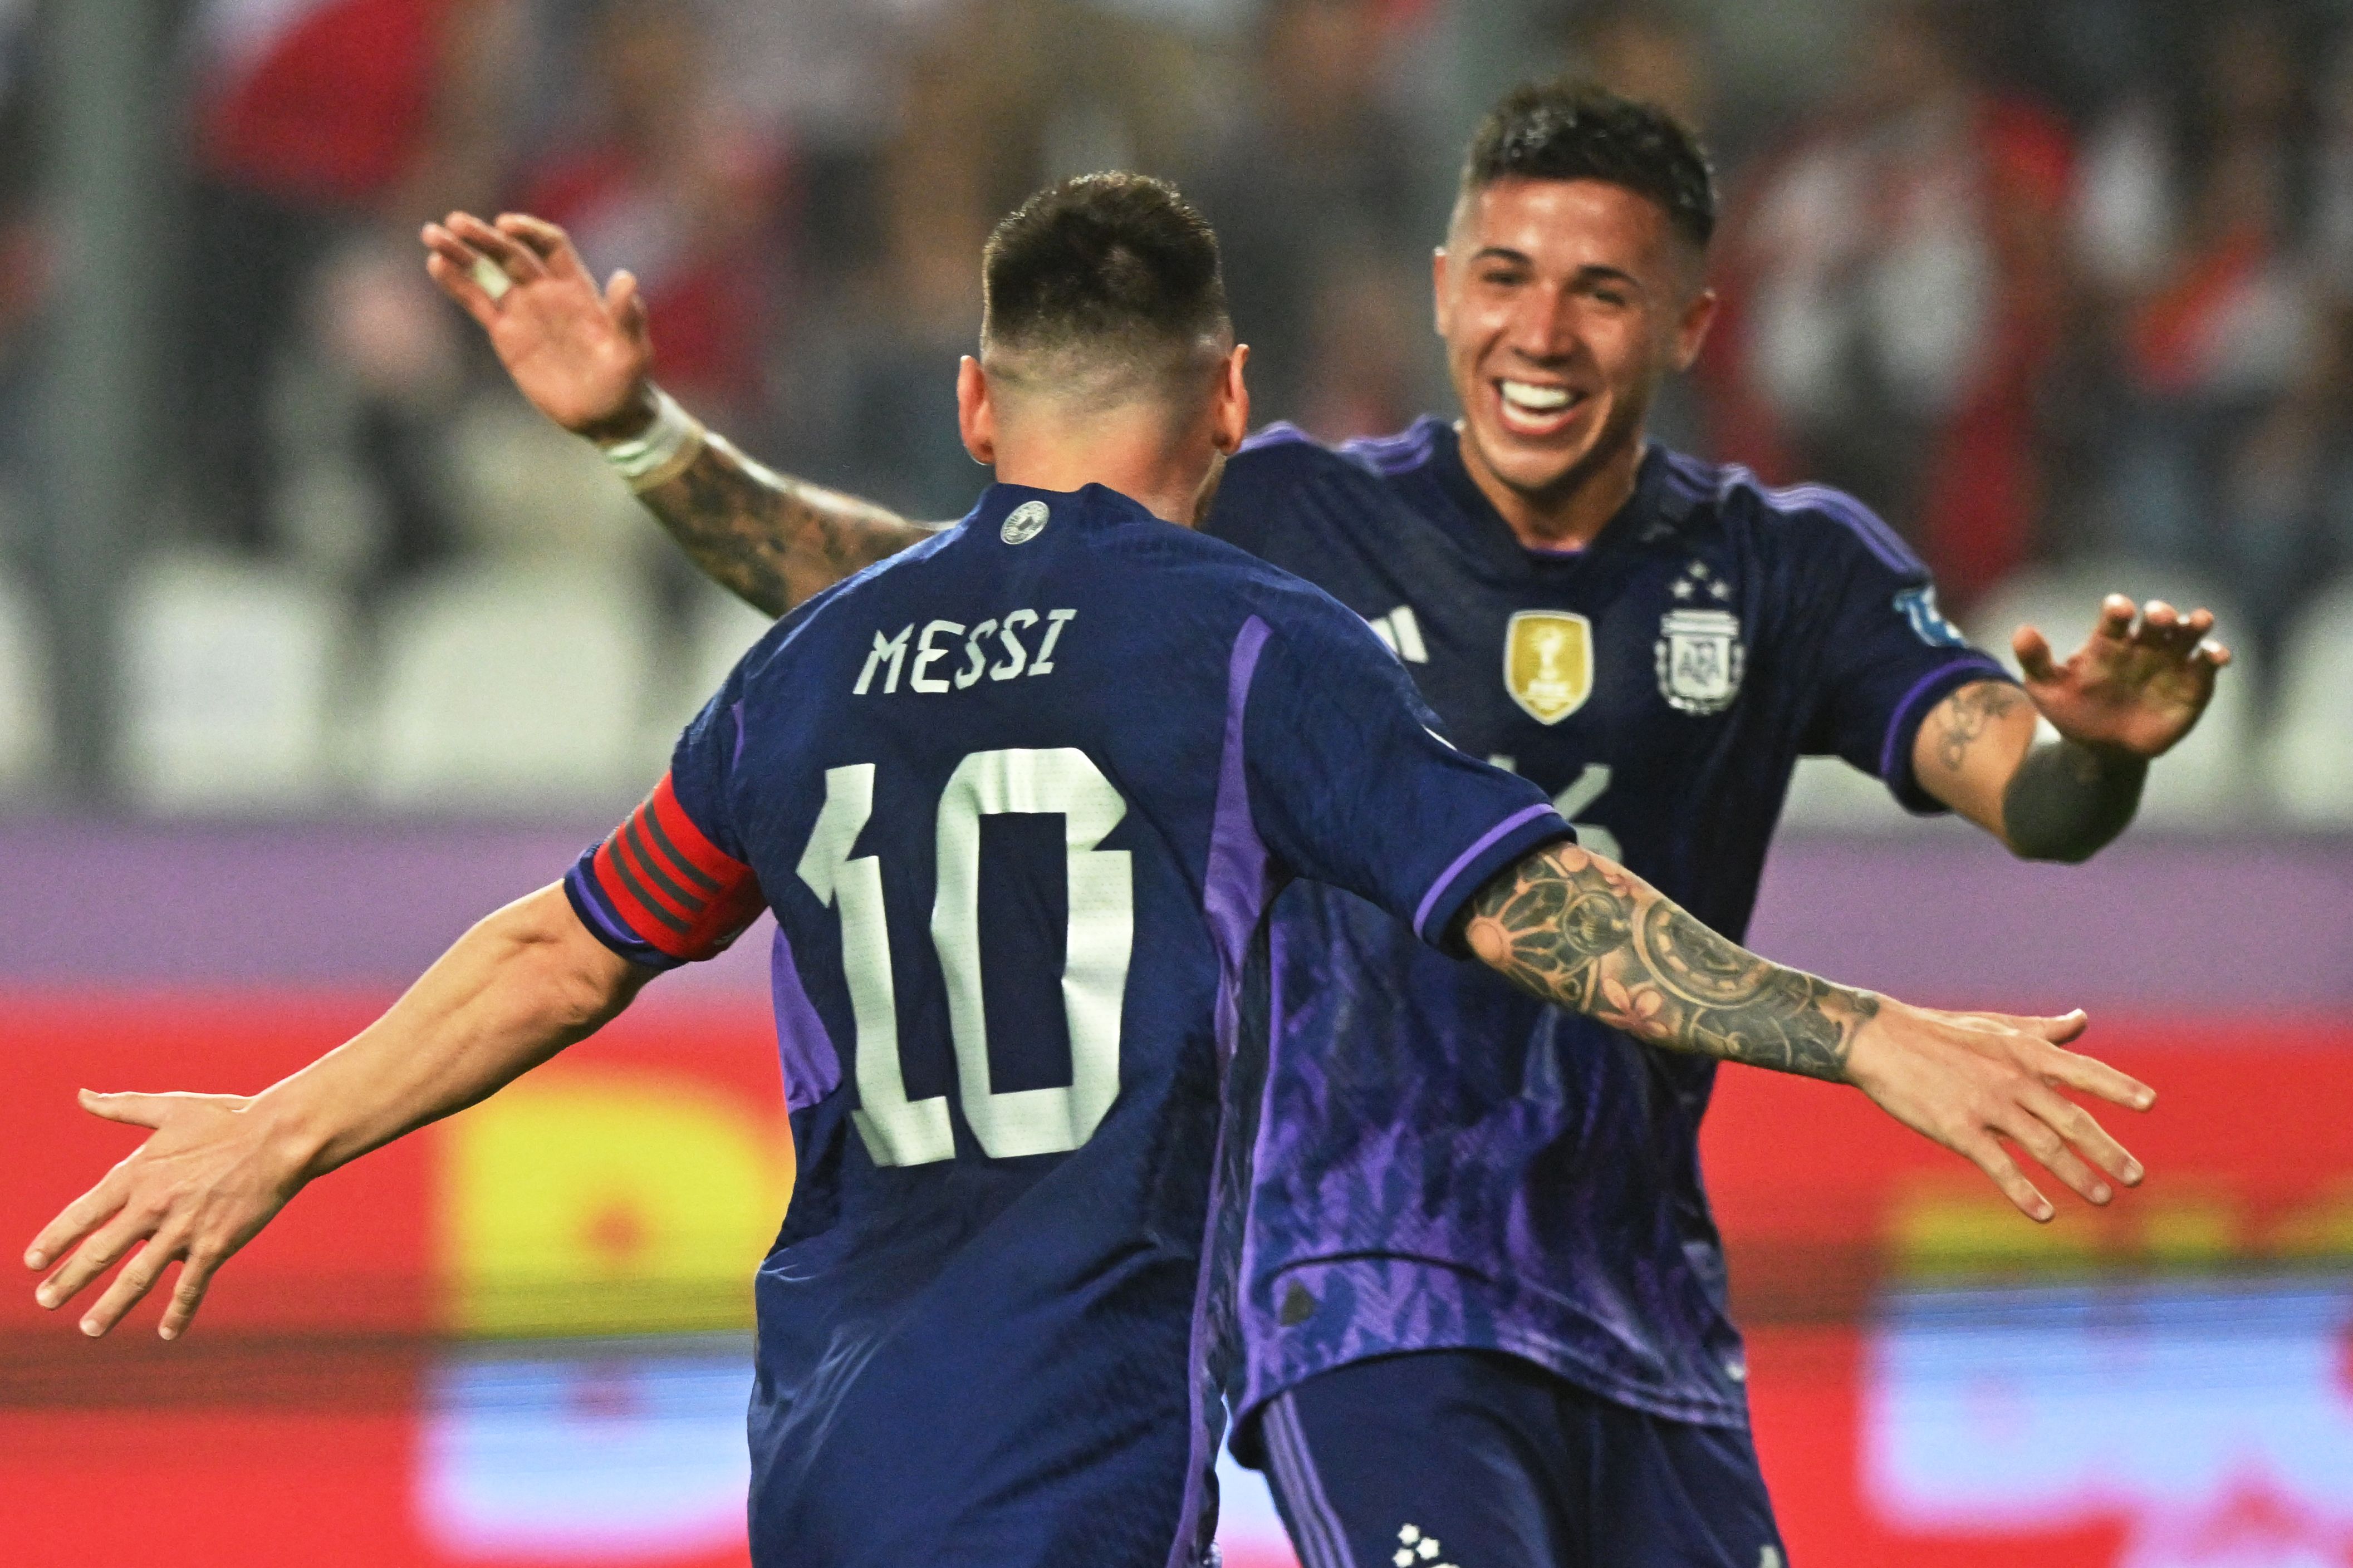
[969,480,1170,536]
[1427,422,1675,574]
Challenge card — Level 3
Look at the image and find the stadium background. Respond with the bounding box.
[2,0,2349,1563]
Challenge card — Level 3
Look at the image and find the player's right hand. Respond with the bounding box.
[23,1089,311,1341]
[421,210,656,440]
[1842,1003,2155,1222]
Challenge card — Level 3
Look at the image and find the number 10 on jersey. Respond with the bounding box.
[795,749,1135,1167]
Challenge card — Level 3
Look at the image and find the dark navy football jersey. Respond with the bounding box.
[565,481,1568,1568]
[1205,419,2012,1443]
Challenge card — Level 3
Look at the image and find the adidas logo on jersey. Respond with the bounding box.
[1366,604,1429,663]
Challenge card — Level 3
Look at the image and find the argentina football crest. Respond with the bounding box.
[1503,610,1594,724]
[1656,609,1743,713]
[1655,558,1744,714]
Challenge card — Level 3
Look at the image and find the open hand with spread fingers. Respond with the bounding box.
[2015,593,2232,759]
[1842,1004,2155,1221]
[420,210,655,440]
[24,1089,310,1341]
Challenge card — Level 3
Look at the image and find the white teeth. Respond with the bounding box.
[1500,380,1572,412]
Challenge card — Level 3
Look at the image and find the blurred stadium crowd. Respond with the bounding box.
[0,0,2349,819]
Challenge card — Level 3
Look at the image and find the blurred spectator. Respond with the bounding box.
[811,0,1231,518]
[0,0,45,572]
[179,0,525,580]
[511,0,787,434]
[2073,6,2337,657]
[1192,0,1431,439]
[1567,0,1713,135]
[1705,1,2072,611]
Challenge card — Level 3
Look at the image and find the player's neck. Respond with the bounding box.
[1458,427,1643,552]
[991,426,1217,529]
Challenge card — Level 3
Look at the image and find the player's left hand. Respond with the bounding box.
[2015,594,2231,759]
[24,1090,309,1341]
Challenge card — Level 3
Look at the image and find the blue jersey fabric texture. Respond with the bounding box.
[1204,419,2012,1446]
[566,480,1568,1568]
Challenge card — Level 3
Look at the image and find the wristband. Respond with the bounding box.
[600,388,706,493]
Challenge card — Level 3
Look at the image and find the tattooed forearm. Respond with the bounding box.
[1929,681,2026,773]
[639,432,938,618]
[2001,739,2146,863]
[1459,843,1880,1082]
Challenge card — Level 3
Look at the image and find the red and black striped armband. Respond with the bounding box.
[577,774,764,964]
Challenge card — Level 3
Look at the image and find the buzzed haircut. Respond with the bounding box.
[980,173,1230,387]
[1459,77,1716,251]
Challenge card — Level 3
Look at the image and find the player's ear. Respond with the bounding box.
[1432,245,1452,337]
[1210,344,1250,455]
[957,356,996,466]
[1671,284,1719,372]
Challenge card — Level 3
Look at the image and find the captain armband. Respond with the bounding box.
[598,386,707,493]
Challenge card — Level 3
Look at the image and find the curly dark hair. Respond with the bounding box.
[981,173,1229,362]
[1459,78,1716,250]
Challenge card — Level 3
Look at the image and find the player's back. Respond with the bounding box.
[627,480,1564,1567]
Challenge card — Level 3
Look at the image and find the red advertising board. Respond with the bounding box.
[3,993,2348,1567]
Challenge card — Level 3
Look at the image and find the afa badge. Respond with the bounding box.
[1655,607,1744,714]
[1503,611,1594,724]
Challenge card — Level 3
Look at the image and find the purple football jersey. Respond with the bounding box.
[566,481,1569,1567]
[1203,422,2011,1444]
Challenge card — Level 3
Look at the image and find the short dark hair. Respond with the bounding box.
[981,174,1229,373]
[1459,78,1715,250]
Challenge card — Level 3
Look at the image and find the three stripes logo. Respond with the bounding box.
[1366,604,1429,664]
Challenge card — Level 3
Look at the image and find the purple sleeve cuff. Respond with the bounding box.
[1412,803,1577,952]
[562,859,685,972]
[1879,656,2016,814]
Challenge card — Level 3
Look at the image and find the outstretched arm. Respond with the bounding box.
[24,886,653,1340]
[1915,595,2232,862]
[1460,840,2155,1222]
[422,210,933,616]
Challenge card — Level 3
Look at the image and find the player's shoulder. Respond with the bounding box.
[1232,415,1449,485]
[730,519,966,680]
[1649,447,1928,581]
[1218,416,1449,551]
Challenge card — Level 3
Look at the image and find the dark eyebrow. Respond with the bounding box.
[1467,250,1648,296]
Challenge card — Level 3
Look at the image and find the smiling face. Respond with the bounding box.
[1435,176,1716,539]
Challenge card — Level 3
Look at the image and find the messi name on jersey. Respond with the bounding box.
[852,606,1079,693]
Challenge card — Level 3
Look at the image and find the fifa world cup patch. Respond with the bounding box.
[1656,560,1744,714]
[1503,610,1594,724]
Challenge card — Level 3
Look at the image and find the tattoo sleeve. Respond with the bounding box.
[638,431,939,618]
[1999,740,2147,863]
[1458,842,1880,1082]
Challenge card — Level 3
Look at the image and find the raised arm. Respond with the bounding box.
[24,886,651,1340]
[1914,595,2232,862]
[422,210,933,616]
[1460,840,2155,1222]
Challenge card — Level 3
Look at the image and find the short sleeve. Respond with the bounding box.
[1240,597,1571,953]
[1788,495,2015,813]
[564,685,765,969]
